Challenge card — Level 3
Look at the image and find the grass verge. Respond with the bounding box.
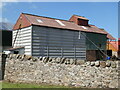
[1,81,68,88]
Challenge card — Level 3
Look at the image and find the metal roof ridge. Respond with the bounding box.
[22,13,74,23]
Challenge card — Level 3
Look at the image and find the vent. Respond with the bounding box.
[81,26,88,29]
[55,20,65,26]
[37,19,43,23]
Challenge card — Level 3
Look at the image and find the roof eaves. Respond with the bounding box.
[8,46,24,51]
[32,24,107,35]
[13,13,23,30]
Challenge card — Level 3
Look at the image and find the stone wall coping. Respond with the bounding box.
[3,54,119,68]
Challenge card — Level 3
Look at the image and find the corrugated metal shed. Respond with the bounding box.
[12,13,115,60]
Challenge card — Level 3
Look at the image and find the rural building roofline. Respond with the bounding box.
[13,13,115,39]
[22,13,74,23]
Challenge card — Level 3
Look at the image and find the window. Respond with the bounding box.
[37,19,43,23]
[55,20,65,26]
[81,26,88,29]
[14,51,19,54]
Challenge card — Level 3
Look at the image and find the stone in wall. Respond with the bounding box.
[3,54,119,88]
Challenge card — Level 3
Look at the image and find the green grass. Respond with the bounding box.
[1,81,117,90]
[1,81,68,88]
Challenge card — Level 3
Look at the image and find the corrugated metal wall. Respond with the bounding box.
[32,26,86,60]
[86,33,107,50]
[13,26,32,55]
[85,33,107,61]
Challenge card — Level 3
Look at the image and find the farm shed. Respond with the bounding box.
[0,22,13,52]
[12,13,114,60]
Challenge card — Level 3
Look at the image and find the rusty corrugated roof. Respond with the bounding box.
[14,13,107,34]
[14,13,116,38]
[8,46,24,51]
[99,28,116,40]
[107,34,116,40]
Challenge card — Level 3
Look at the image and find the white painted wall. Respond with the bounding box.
[112,51,118,57]
[13,26,32,55]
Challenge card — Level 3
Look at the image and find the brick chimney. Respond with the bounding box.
[69,15,89,26]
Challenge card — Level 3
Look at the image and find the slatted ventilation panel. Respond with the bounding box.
[32,26,86,60]
[13,26,32,55]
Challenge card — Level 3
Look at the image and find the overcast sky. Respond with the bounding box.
[1,1,119,39]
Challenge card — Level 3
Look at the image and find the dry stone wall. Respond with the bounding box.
[2,54,120,88]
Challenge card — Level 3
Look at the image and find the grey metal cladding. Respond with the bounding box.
[32,26,86,60]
